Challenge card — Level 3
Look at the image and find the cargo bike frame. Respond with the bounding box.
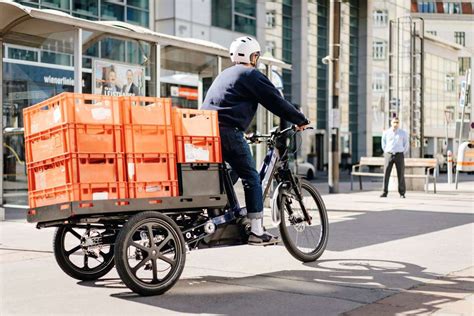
[27,126,329,296]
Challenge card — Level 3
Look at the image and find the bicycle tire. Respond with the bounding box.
[278,179,329,262]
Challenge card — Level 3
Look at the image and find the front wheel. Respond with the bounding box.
[278,179,329,262]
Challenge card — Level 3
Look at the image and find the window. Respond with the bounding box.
[426,30,437,36]
[101,2,125,21]
[444,2,462,14]
[418,1,437,13]
[445,74,455,92]
[7,47,38,62]
[282,0,292,64]
[266,10,276,28]
[372,73,386,92]
[42,0,70,11]
[127,7,149,27]
[459,57,471,75]
[373,9,388,26]
[373,40,387,60]
[211,0,256,35]
[265,41,276,56]
[454,32,465,46]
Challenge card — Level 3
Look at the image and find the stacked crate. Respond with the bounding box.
[121,96,178,198]
[25,94,223,207]
[24,93,126,208]
[172,108,222,163]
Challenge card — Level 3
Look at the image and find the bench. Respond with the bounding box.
[351,157,438,193]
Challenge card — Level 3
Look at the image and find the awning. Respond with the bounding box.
[0,1,291,69]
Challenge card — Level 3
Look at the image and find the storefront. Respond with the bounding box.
[0,2,290,210]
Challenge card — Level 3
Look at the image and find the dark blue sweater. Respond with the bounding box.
[202,65,308,131]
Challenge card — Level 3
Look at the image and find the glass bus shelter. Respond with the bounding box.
[0,1,291,211]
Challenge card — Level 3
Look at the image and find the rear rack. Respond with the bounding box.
[27,194,228,225]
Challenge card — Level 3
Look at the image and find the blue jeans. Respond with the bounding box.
[219,126,263,219]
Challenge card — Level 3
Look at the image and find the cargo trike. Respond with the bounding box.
[27,125,329,296]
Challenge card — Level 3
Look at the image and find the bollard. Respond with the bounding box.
[447,150,453,184]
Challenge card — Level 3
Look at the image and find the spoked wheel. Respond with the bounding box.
[114,211,186,296]
[53,224,116,281]
[278,179,329,262]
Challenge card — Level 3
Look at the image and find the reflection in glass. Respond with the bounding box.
[73,0,98,16]
[212,0,232,30]
[101,2,124,21]
[234,15,256,36]
[235,0,256,16]
[127,7,149,27]
[101,38,126,62]
[128,0,149,10]
[42,0,70,11]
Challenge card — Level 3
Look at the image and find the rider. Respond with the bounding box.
[202,36,310,245]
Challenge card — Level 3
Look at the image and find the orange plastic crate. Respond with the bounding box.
[128,181,178,199]
[122,96,172,125]
[25,123,123,163]
[172,108,219,137]
[29,182,127,208]
[176,136,222,163]
[23,93,122,136]
[27,153,125,191]
[124,124,174,153]
[126,153,177,182]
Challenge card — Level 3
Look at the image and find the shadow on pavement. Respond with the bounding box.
[326,209,474,252]
[266,209,474,252]
[77,259,473,315]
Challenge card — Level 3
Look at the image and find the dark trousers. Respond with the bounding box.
[383,152,406,195]
[219,126,263,219]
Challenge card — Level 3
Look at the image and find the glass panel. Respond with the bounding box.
[7,47,38,62]
[73,0,98,16]
[161,46,218,108]
[234,15,256,35]
[101,38,126,62]
[2,31,76,206]
[128,0,149,10]
[235,0,256,16]
[127,7,149,27]
[42,0,70,11]
[212,0,232,29]
[41,51,72,66]
[101,2,125,21]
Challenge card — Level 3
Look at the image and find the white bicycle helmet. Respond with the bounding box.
[229,36,261,64]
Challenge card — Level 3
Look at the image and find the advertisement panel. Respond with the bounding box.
[93,60,145,96]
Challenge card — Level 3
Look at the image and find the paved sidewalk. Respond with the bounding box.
[1,176,473,315]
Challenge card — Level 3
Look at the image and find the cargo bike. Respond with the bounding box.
[27,125,329,296]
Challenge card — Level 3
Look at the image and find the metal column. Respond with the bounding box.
[73,28,82,94]
[327,0,340,193]
[0,37,4,220]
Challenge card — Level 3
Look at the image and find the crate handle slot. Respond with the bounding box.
[180,198,193,202]
[149,199,163,204]
[79,203,94,208]
[115,201,130,206]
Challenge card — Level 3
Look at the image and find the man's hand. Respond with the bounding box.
[295,120,311,131]
[295,124,310,131]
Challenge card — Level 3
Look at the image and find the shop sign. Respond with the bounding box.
[170,86,198,100]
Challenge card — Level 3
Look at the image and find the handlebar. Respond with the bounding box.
[245,125,314,144]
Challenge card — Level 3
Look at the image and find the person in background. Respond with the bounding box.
[380,117,409,198]
[122,69,139,96]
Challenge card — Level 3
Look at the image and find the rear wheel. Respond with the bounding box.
[53,224,116,281]
[114,211,186,296]
[278,179,329,262]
